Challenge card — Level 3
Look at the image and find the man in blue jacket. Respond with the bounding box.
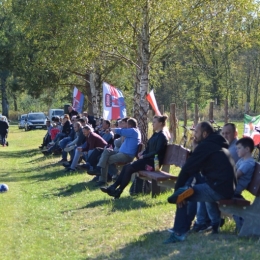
[94,118,141,186]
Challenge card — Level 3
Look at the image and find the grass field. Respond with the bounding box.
[0,124,259,260]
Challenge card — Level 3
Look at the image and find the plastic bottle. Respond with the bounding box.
[154,154,160,171]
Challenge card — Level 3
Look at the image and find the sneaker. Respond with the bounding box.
[210,222,220,234]
[95,181,107,187]
[100,185,116,194]
[191,223,212,233]
[167,186,194,204]
[63,162,71,167]
[90,176,99,182]
[87,167,101,176]
[65,167,76,172]
[167,228,175,233]
[163,232,186,244]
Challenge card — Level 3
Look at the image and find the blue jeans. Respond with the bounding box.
[53,133,66,143]
[70,149,91,169]
[59,137,72,160]
[173,202,197,234]
[189,183,224,226]
[0,134,6,145]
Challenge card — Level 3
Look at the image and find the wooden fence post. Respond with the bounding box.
[183,101,187,127]
[170,103,177,143]
[209,101,214,121]
[194,104,199,126]
[224,99,229,124]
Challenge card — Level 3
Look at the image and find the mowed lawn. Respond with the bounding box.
[0,125,259,260]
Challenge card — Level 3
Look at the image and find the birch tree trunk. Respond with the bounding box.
[89,68,102,118]
[90,71,98,117]
[138,0,150,145]
[85,72,93,115]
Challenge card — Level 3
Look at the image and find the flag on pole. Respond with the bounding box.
[243,114,260,145]
[73,87,84,113]
[146,89,161,116]
[103,82,127,120]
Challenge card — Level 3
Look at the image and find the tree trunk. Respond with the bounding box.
[89,72,97,117]
[138,0,150,145]
[13,93,18,111]
[0,71,9,117]
[133,66,141,121]
[85,73,93,115]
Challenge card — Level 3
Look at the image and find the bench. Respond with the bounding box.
[137,144,190,197]
[218,162,260,237]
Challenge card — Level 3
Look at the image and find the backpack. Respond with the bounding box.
[129,176,151,196]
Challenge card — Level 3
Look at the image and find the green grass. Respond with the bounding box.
[0,125,259,260]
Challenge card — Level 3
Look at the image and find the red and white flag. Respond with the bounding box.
[146,89,161,116]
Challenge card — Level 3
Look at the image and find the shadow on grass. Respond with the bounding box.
[76,194,164,212]
[54,181,97,197]
[0,148,40,158]
[86,230,175,260]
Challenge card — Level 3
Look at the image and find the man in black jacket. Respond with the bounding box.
[164,121,236,244]
[0,117,9,146]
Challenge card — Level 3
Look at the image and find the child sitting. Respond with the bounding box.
[233,137,255,232]
[50,123,60,143]
[234,137,255,198]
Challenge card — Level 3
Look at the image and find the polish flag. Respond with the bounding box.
[146,89,161,116]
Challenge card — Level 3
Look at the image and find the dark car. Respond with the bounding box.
[24,112,47,131]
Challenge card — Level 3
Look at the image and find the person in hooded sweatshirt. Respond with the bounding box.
[164,121,236,244]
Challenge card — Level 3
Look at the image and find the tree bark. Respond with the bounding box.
[0,71,9,117]
[138,0,150,145]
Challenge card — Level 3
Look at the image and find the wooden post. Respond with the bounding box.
[170,103,177,144]
[160,104,164,115]
[224,99,229,124]
[194,104,199,126]
[209,101,214,121]
[183,101,187,127]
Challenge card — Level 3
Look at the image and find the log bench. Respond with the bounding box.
[218,162,260,237]
[137,144,190,197]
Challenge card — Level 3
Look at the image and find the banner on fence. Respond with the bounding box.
[243,114,260,145]
[146,89,161,116]
[73,87,84,113]
[103,82,127,120]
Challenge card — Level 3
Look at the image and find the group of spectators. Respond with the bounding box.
[39,107,256,244]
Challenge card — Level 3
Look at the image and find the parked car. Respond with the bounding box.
[24,112,47,131]
[18,114,27,129]
[48,109,64,120]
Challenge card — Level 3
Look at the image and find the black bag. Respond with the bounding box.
[129,176,151,196]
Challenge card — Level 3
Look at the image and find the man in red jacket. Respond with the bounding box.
[64,125,107,172]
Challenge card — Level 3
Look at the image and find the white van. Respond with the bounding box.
[48,109,64,120]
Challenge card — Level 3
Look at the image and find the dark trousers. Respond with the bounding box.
[174,202,197,234]
[87,148,104,167]
[173,173,208,234]
[113,157,154,191]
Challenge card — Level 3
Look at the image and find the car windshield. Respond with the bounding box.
[21,115,27,120]
[54,111,64,116]
[28,114,45,120]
